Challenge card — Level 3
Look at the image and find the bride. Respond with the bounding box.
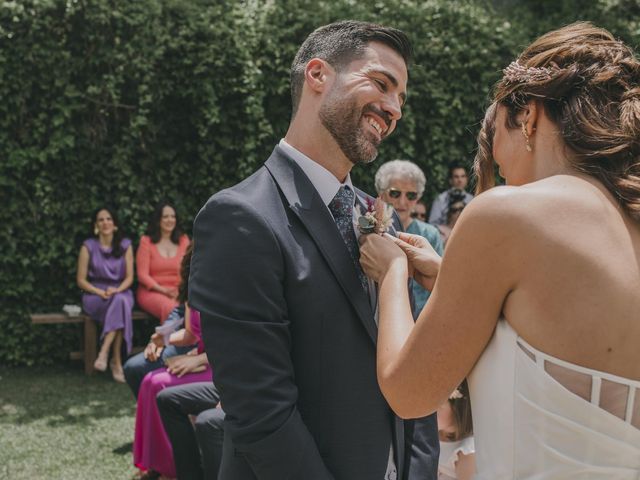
[360,22,640,479]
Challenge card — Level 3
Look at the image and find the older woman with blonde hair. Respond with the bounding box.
[361,22,640,478]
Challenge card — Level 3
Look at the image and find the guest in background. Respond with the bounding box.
[436,189,468,247]
[157,381,224,480]
[412,200,428,222]
[136,201,190,323]
[77,207,134,382]
[428,163,474,225]
[133,245,212,480]
[437,380,474,480]
[376,160,444,315]
[123,304,195,399]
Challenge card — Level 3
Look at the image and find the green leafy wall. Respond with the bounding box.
[1,0,637,365]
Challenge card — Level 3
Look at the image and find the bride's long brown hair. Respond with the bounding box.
[474,22,640,221]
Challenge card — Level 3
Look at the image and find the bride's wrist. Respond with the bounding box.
[381,258,409,281]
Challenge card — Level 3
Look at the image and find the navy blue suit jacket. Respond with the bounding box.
[190,146,438,479]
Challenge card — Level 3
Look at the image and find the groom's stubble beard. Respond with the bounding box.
[319,84,382,166]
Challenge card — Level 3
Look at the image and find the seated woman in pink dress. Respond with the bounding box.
[136,202,190,323]
[77,207,134,382]
[133,245,212,479]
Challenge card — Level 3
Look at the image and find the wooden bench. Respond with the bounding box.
[31,311,154,375]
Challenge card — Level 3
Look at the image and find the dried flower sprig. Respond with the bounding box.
[503,60,557,84]
[356,197,393,235]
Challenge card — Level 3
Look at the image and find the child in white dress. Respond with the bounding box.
[437,380,475,480]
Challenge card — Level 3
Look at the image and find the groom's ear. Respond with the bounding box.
[304,58,334,94]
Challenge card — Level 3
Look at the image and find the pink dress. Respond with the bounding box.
[133,309,212,477]
[136,234,190,323]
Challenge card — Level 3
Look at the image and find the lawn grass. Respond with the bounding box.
[0,365,137,479]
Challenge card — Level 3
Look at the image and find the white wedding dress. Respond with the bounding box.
[467,319,640,479]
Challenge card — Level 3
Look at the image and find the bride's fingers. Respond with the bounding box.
[385,233,417,256]
[383,233,411,248]
[396,231,429,249]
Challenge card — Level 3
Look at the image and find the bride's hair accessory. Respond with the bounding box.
[503,60,556,84]
[357,197,393,235]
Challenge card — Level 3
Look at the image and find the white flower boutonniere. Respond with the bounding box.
[356,197,393,235]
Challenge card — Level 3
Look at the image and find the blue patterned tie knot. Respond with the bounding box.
[328,186,368,292]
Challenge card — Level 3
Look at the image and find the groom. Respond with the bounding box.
[190,21,438,479]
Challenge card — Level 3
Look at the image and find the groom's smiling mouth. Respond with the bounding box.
[363,113,388,141]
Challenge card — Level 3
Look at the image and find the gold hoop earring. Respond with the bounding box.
[94,227,99,236]
[521,122,532,152]
[113,226,118,232]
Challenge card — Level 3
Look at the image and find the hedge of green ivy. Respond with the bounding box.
[1,0,637,365]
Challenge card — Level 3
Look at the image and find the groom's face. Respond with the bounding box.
[319,42,408,165]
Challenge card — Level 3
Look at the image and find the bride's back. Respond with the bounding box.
[465,176,640,479]
[500,174,640,381]
[471,22,640,383]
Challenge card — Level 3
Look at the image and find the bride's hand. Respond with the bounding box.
[359,233,408,283]
[388,232,442,291]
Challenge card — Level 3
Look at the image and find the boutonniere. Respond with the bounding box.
[356,197,393,235]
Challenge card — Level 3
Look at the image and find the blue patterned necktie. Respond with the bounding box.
[328,186,368,292]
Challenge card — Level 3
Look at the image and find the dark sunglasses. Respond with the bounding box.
[388,188,418,201]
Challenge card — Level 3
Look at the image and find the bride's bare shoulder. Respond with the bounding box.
[464,176,594,224]
[458,185,541,226]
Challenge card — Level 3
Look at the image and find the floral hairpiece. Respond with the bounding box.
[356,197,393,235]
[503,60,556,84]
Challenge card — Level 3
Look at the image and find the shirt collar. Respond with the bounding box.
[279,139,354,207]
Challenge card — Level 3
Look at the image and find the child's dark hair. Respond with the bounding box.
[448,379,473,441]
[448,188,467,207]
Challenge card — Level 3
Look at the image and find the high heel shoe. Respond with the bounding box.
[110,359,126,383]
[132,469,160,480]
[93,355,108,372]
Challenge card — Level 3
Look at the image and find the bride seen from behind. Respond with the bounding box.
[360,22,640,478]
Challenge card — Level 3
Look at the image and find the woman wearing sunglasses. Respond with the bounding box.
[375,160,444,316]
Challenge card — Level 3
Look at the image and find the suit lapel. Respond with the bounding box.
[354,191,379,314]
[265,147,378,344]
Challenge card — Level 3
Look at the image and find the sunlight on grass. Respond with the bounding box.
[0,366,137,479]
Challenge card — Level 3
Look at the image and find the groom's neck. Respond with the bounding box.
[285,119,352,183]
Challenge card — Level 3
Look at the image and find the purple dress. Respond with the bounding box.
[81,237,134,353]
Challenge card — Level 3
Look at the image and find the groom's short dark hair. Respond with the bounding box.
[290,20,412,115]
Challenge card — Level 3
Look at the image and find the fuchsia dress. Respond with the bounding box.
[133,309,212,477]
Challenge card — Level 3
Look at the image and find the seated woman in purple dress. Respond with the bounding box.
[76,207,134,382]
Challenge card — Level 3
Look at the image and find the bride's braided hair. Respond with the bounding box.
[474,22,640,221]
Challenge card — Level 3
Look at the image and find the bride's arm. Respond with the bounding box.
[361,188,521,418]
